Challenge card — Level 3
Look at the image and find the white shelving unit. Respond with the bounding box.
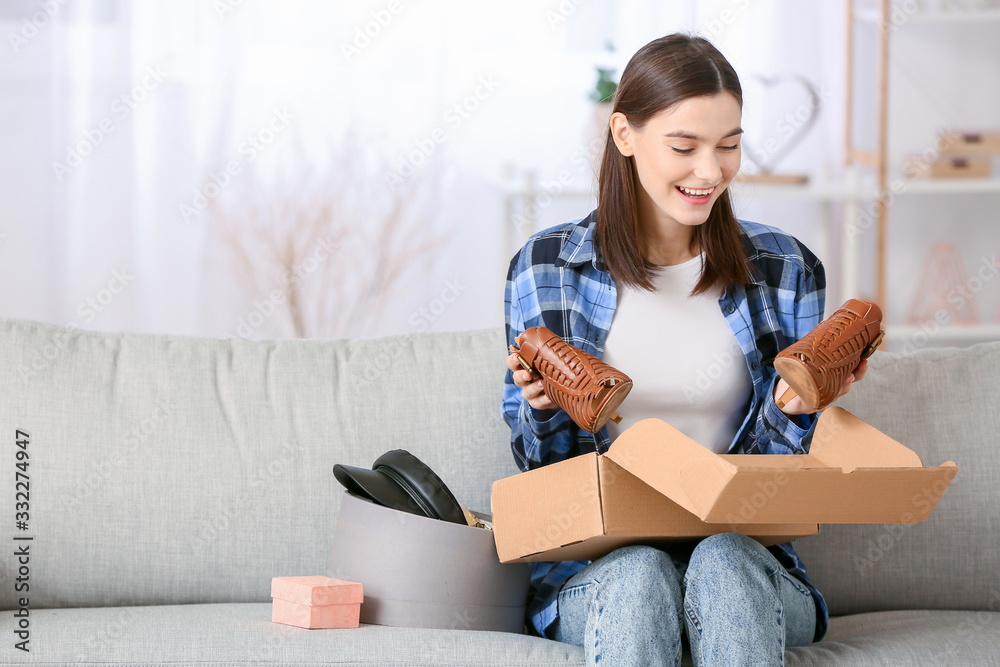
[892,178,1000,195]
[846,0,1000,348]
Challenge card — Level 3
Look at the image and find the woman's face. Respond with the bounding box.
[611,92,742,229]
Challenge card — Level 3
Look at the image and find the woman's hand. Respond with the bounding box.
[506,353,558,415]
[774,358,869,415]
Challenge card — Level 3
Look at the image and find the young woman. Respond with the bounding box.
[502,34,867,665]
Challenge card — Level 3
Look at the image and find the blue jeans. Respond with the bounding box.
[551,534,817,666]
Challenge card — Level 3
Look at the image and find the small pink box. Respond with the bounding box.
[270,576,363,629]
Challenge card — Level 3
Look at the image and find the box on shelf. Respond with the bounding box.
[904,154,993,179]
[491,407,958,564]
[328,490,531,633]
[270,575,363,629]
[939,130,1000,155]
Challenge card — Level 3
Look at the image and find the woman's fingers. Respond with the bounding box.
[835,370,860,400]
[507,353,541,388]
[505,353,521,373]
[508,353,556,410]
[506,354,528,386]
[522,376,555,410]
[526,381,557,411]
[532,397,558,411]
[524,378,545,399]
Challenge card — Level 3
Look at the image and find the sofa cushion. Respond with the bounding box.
[0,319,517,610]
[20,603,583,665]
[796,341,1000,616]
[787,609,1000,666]
[20,603,999,665]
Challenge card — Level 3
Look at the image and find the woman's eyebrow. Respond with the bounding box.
[664,128,744,140]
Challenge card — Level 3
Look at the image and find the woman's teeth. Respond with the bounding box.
[677,185,713,198]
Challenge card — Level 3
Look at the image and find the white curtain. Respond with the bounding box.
[0,0,849,338]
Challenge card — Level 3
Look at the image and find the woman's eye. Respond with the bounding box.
[671,145,738,155]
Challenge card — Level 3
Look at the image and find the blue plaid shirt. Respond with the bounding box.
[502,209,829,643]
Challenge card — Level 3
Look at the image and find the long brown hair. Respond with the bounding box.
[596,33,751,295]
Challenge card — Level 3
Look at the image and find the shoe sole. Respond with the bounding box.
[773,356,822,411]
[590,380,633,433]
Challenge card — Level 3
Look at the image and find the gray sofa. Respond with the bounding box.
[1,317,998,665]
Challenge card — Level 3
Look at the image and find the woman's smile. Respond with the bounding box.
[674,184,717,204]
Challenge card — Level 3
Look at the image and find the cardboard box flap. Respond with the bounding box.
[603,418,734,518]
[602,410,959,525]
[808,407,925,471]
[678,461,957,524]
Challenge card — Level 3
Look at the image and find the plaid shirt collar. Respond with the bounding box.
[555,214,601,269]
[554,211,771,290]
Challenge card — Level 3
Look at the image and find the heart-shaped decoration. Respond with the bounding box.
[741,74,821,174]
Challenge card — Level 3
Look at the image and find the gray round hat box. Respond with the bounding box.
[328,491,532,632]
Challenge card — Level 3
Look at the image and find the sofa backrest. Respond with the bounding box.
[0,319,519,610]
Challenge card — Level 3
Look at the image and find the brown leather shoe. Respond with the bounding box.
[509,326,633,434]
[774,299,885,411]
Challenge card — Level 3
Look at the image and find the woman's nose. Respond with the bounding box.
[693,152,723,184]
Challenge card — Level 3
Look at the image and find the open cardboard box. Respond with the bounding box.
[491,407,958,563]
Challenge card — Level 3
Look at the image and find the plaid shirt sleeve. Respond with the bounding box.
[748,259,826,456]
[502,240,578,472]
[503,235,592,472]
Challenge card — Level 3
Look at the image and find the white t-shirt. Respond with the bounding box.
[603,252,752,454]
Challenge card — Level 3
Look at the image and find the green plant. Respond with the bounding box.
[589,67,617,104]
